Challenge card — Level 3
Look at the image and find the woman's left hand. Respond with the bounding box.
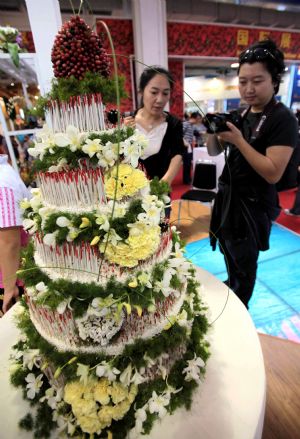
[218,122,244,147]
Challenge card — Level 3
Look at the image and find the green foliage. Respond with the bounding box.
[150,177,170,200]
[33,401,56,438]
[10,365,28,387]
[19,413,34,431]
[30,72,127,118]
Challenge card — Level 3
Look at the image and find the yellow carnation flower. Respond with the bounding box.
[94,377,111,405]
[112,399,131,421]
[72,399,98,418]
[102,225,160,267]
[98,405,115,429]
[77,413,102,435]
[110,381,128,404]
[64,381,86,405]
[105,164,148,200]
[128,384,138,404]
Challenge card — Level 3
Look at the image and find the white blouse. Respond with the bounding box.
[136,122,168,160]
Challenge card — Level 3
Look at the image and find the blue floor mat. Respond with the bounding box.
[185,223,300,342]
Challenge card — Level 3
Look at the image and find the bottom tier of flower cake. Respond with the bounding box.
[10,270,210,439]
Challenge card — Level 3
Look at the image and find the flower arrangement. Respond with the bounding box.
[8,13,211,439]
[0,25,26,67]
[28,124,148,172]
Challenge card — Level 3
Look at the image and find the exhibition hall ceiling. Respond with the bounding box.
[0,0,299,85]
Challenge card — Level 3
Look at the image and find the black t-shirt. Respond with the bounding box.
[221,103,298,187]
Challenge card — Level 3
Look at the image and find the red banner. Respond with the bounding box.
[167,22,300,60]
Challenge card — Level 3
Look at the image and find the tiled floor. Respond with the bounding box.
[185,223,300,342]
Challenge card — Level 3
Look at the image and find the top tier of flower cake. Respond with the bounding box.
[46,15,112,132]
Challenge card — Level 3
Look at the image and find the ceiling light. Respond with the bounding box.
[231,63,239,69]
[277,5,286,12]
[10,82,14,86]
[284,67,289,71]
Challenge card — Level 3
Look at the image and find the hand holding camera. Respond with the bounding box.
[203,111,242,134]
[204,111,243,156]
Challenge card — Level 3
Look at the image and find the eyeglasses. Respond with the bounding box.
[239,48,276,63]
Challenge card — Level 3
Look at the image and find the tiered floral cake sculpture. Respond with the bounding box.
[10,16,210,439]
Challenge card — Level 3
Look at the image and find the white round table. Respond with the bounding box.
[0,268,265,439]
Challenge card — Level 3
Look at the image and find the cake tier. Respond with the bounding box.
[26,289,186,355]
[47,93,106,133]
[33,230,171,284]
[37,167,106,210]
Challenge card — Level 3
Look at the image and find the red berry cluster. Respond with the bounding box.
[51,15,110,79]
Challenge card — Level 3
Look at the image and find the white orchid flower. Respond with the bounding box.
[148,391,170,418]
[96,361,120,382]
[43,231,58,247]
[107,200,127,218]
[102,229,122,247]
[36,281,48,293]
[38,206,55,227]
[183,354,205,383]
[57,298,72,314]
[28,142,47,160]
[25,373,43,399]
[54,125,83,151]
[131,368,146,385]
[95,213,110,232]
[22,218,37,234]
[82,137,102,157]
[97,142,118,168]
[134,406,148,434]
[66,227,80,242]
[40,386,63,410]
[122,138,142,168]
[143,353,155,367]
[171,242,185,259]
[48,158,68,172]
[23,349,41,371]
[56,216,71,228]
[29,193,42,211]
[137,272,152,288]
[19,198,31,210]
[120,363,132,387]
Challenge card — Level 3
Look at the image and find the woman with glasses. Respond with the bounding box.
[208,40,298,308]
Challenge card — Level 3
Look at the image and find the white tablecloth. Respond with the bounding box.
[0,268,265,439]
[193,147,225,182]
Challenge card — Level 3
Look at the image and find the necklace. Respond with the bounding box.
[139,110,164,131]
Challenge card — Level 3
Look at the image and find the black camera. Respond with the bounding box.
[106,109,134,124]
[203,111,242,134]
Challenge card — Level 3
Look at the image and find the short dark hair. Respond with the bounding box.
[238,40,285,94]
[138,66,174,108]
[190,111,200,119]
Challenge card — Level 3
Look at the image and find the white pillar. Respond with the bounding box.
[25,0,62,94]
[132,0,168,81]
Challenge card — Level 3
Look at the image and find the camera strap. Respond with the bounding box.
[241,96,278,143]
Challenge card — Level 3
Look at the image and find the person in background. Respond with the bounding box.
[193,114,207,147]
[207,39,298,308]
[0,135,8,155]
[0,154,30,314]
[124,66,184,186]
[182,112,201,184]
